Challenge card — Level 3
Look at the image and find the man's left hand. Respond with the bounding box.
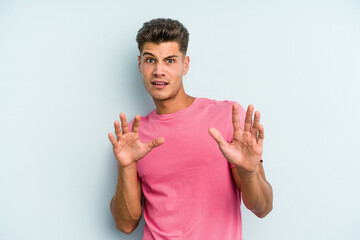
[208,104,264,174]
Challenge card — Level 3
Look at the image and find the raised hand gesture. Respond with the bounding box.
[209,104,264,174]
[108,113,164,168]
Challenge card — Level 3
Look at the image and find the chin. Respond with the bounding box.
[151,95,172,102]
[145,86,182,102]
[145,89,168,100]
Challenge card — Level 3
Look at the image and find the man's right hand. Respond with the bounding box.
[108,113,164,168]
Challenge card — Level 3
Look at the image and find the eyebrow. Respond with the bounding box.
[142,52,179,59]
[142,52,155,57]
[165,55,179,59]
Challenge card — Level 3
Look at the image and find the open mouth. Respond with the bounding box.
[151,81,168,86]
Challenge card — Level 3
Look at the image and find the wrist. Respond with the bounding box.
[117,160,137,171]
[235,166,259,181]
[116,162,138,186]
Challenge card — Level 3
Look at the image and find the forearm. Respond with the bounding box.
[110,163,142,233]
[236,167,273,218]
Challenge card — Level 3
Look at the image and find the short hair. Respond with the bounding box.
[136,18,189,55]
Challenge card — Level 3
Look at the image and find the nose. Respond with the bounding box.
[153,62,165,77]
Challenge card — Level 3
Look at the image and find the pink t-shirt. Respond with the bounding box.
[136,98,246,239]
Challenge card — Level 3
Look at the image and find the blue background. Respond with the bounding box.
[1,0,360,239]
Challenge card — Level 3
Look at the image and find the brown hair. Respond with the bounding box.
[136,18,189,55]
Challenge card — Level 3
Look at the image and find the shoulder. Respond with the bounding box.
[197,97,245,114]
[127,110,154,129]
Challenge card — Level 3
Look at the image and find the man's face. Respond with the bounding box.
[138,41,189,102]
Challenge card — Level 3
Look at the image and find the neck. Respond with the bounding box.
[153,90,195,115]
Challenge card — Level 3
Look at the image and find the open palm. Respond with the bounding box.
[209,104,264,174]
[108,113,164,168]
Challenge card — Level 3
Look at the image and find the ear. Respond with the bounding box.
[138,55,142,74]
[183,56,190,75]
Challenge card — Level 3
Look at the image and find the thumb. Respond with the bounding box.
[208,127,227,149]
[146,137,165,151]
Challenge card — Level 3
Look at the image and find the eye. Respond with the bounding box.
[167,59,175,63]
[146,58,155,63]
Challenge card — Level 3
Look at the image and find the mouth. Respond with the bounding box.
[151,81,169,86]
[151,81,169,89]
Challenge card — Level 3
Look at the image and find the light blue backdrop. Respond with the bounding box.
[1,0,359,239]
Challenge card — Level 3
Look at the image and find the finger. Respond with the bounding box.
[232,104,241,132]
[131,115,140,133]
[114,120,122,140]
[208,127,227,149]
[251,111,260,136]
[108,133,118,147]
[257,124,264,146]
[120,113,129,134]
[146,137,165,151]
[244,104,254,132]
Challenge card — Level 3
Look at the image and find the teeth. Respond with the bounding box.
[153,82,167,85]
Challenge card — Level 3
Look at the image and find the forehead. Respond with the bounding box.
[141,41,183,58]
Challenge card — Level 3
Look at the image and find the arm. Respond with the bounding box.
[231,162,273,218]
[108,114,164,233]
[110,164,142,233]
[209,104,273,218]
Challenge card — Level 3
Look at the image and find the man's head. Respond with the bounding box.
[136,18,189,55]
[136,19,190,106]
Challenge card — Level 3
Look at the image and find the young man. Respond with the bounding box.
[108,18,273,239]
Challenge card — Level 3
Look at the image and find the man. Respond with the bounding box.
[108,18,273,239]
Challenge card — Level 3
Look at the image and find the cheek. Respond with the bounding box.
[172,65,184,77]
[179,68,186,78]
[141,64,152,75]
[142,79,152,92]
